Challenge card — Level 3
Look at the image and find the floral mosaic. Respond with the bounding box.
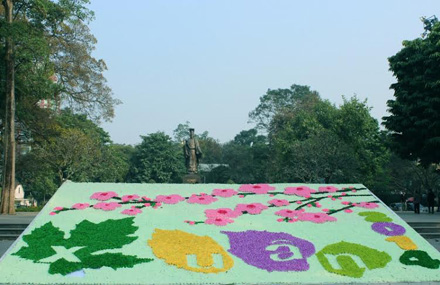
[1,183,439,284]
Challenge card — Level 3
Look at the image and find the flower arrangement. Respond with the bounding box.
[1,183,439,284]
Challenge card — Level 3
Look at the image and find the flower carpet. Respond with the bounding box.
[0,182,439,284]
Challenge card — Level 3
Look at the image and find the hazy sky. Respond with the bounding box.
[88,0,439,145]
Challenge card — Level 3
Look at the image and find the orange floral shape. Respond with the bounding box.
[147,229,233,273]
[385,235,418,250]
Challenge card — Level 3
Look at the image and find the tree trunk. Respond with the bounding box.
[0,0,16,215]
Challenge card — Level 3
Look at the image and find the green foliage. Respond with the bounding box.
[271,130,359,183]
[14,218,152,275]
[249,84,320,131]
[267,92,389,186]
[128,132,185,183]
[16,206,43,212]
[173,121,191,143]
[203,165,231,183]
[94,144,134,183]
[16,111,133,202]
[222,129,270,183]
[385,154,440,195]
[198,136,222,164]
[0,0,118,128]
[334,97,390,186]
[384,17,440,165]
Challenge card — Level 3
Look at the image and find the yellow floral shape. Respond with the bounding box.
[147,229,233,273]
[385,235,418,250]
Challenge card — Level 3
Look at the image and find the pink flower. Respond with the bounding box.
[205,208,242,218]
[93,202,122,211]
[344,209,353,213]
[284,186,316,198]
[268,199,290,207]
[155,194,185,204]
[121,207,142,216]
[238,184,276,194]
[187,194,218,205]
[53,207,64,211]
[235,203,268,214]
[205,216,234,226]
[355,202,379,209]
[318,186,338,193]
[275,209,303,218]
[297,212,337,223]
[72,203,90,210]
[90,191,118,201]
[212,188,238,198]
[322,208,329,212]
[140,196,151,201]
[121,194,140,202]
[341,201,350,205]
[49,212,56,216]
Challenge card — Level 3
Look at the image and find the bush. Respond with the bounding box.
[16,206,43,212]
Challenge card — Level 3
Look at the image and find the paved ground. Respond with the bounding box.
[0,213,38,259]
[0,212,38,224]
[396,211,440,223]
[395,211,440,252]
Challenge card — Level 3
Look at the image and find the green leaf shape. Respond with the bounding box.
[14,217,152,275]
[316,241,392,278]
[358,211,392,223]
[399,250,440,269]
[14,222,65,262]
[66,218,138,257]
[48,253,153,275]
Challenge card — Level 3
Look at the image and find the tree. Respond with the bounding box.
[271,130,359,183]
[0,0,118,213]
[266,91,387,187]
[383,16,440,165]
[0,0,16,214]
[128,132,185,183]
[16,111,130,203]
[94,144,134,183]
[173,121,191,143]
[249,84,320,131]
[333,97,390,186]
[222,129,270,183]
[33,128,102,184]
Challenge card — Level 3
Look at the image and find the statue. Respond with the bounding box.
[184,128,202,174]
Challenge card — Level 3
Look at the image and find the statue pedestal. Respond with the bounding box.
[182,173,201,184]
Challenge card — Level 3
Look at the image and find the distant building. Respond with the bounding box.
[199,164,229,172]
[14,184,37,207]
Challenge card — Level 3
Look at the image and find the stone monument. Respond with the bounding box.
[182,128,202,183]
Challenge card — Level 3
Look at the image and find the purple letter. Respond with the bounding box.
[221,230,315,272]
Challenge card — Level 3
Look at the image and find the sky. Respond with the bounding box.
[87,0,439,145]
